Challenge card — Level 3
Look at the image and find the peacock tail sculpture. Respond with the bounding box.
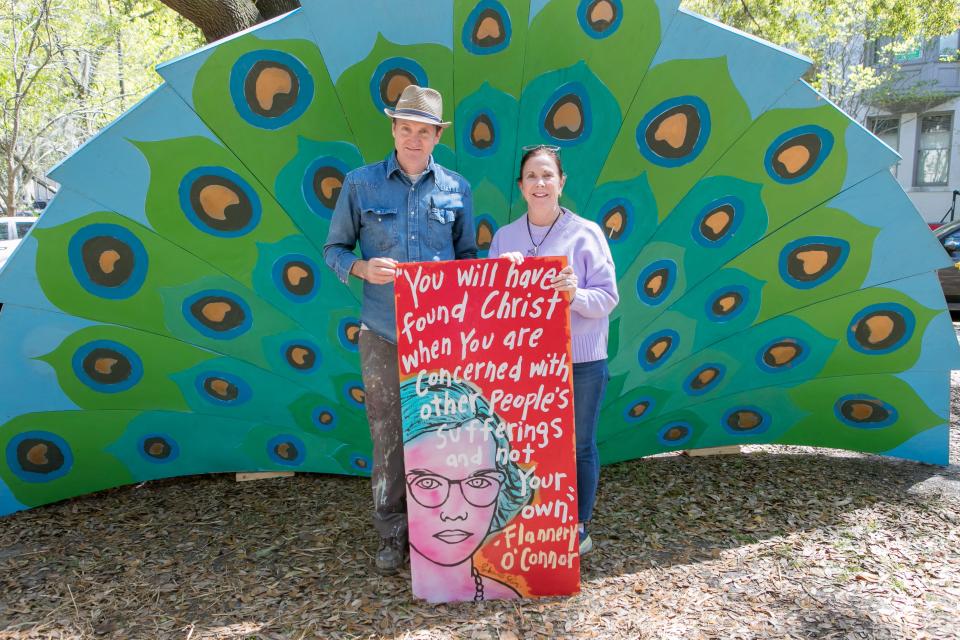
[1,0,956,516]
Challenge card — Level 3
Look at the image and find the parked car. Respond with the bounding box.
[0,216,38,269]
[934,220,960,311]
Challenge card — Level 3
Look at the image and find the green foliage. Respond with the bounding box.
[0,0,203,212]
[681,0,960,114]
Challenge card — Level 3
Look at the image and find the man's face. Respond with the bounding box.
[392,118,442,171]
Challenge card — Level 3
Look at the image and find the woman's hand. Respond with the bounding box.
[500,252,525,265]
[550,265,577,299]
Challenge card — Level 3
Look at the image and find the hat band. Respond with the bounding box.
[392,107,442,123]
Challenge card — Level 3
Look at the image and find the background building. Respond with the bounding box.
[865,30,960,224]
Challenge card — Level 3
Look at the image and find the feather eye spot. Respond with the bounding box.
[727,410,762,431]
[343,322,361,347]
[73,340,143,393]
[193,298,244,331]
[773,136,819,178]
[763,340,802,368]
[648,108,697,156]
[712,292,742,316]
[597,198,633,242]
[639,330,678,371]
[20,440,62,473]
[244,61,299,119]
[779,237,849,289]
[658,422,692,446]
[312,167,344,210]
[7,432,72,481]
[203,377,238,402]
[284,343,318,372]
[628,400,650,419]
[231,50,313,129]
[275,442,298,461]
[370,58,427,113]
[351,454,372,472]
[473,10,505,47]
[848,305,914,354]
[545,95,584,141]
[476,218,495,250]
[636,260,676,305]
[313,408,336,432]
[765,125,834,184]
[195,371,250,405]
[723,407,770,435]
[756,338,808,373]
[471,114,495,149]
[463,1,511,54]
[835,395,897,428]
[268,435,305,466]
[349,386,366,405]
[644,270,668,298]
[578,0,623,38]
[637,97,710,167]
[601,205,627,241]
[684,364,725,395]
[180,168,261,237]
[82,237,133,287]
[693,196,744,248]
[276,257,317,300]
[337,318,361,352]
[141,436,177,462]
[69,224,148,299]
[344,381,367,408]
[382,71,417,108]
[184,291,251,339]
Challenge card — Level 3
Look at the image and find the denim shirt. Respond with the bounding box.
[323,152,477,342]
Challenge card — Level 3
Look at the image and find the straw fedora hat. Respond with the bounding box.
[383,85,451,128]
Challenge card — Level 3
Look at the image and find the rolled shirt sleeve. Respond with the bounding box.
[323,174,362,285]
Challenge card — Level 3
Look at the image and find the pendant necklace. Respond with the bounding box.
[526,207,563,257]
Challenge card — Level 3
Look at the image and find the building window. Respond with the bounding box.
[915,113,953,186]
[868,116,901,176]
[939,30,959,62]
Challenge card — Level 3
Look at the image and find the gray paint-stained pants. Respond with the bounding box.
[358,329,407,541]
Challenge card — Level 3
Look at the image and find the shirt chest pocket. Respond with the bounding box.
[360,206,399,253]
[426,194,462,251]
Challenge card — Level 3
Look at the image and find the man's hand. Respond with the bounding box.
[353,257,398,284]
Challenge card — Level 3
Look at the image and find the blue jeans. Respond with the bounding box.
[573,359,608,524]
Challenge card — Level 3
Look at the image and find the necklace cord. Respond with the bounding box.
[525,207,563,257]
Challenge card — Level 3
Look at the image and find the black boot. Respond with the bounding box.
[375,536,408,575]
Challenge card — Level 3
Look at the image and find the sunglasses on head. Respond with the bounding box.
[521,144,561,153]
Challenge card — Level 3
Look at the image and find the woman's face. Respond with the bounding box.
[405,421,503,567]
[519,153,565,213]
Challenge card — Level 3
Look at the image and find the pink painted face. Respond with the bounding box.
[405,421,504,567]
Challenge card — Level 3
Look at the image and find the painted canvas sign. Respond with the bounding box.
[395,257,579,602]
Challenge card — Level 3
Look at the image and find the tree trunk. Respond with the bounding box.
[159,0,300,43]
[256,0,300,22]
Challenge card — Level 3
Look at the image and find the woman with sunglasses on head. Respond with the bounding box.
[487,145,619,556]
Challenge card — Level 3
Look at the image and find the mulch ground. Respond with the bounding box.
[1,404,958,639]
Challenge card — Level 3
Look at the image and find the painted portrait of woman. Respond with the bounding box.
[400,376,532,602]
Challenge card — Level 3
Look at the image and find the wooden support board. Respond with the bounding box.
[235,471,295,482]
[683,446,742,457]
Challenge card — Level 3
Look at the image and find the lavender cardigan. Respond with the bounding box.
[488,208,619,363]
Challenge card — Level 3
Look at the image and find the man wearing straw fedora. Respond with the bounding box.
[324,85,477,574]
